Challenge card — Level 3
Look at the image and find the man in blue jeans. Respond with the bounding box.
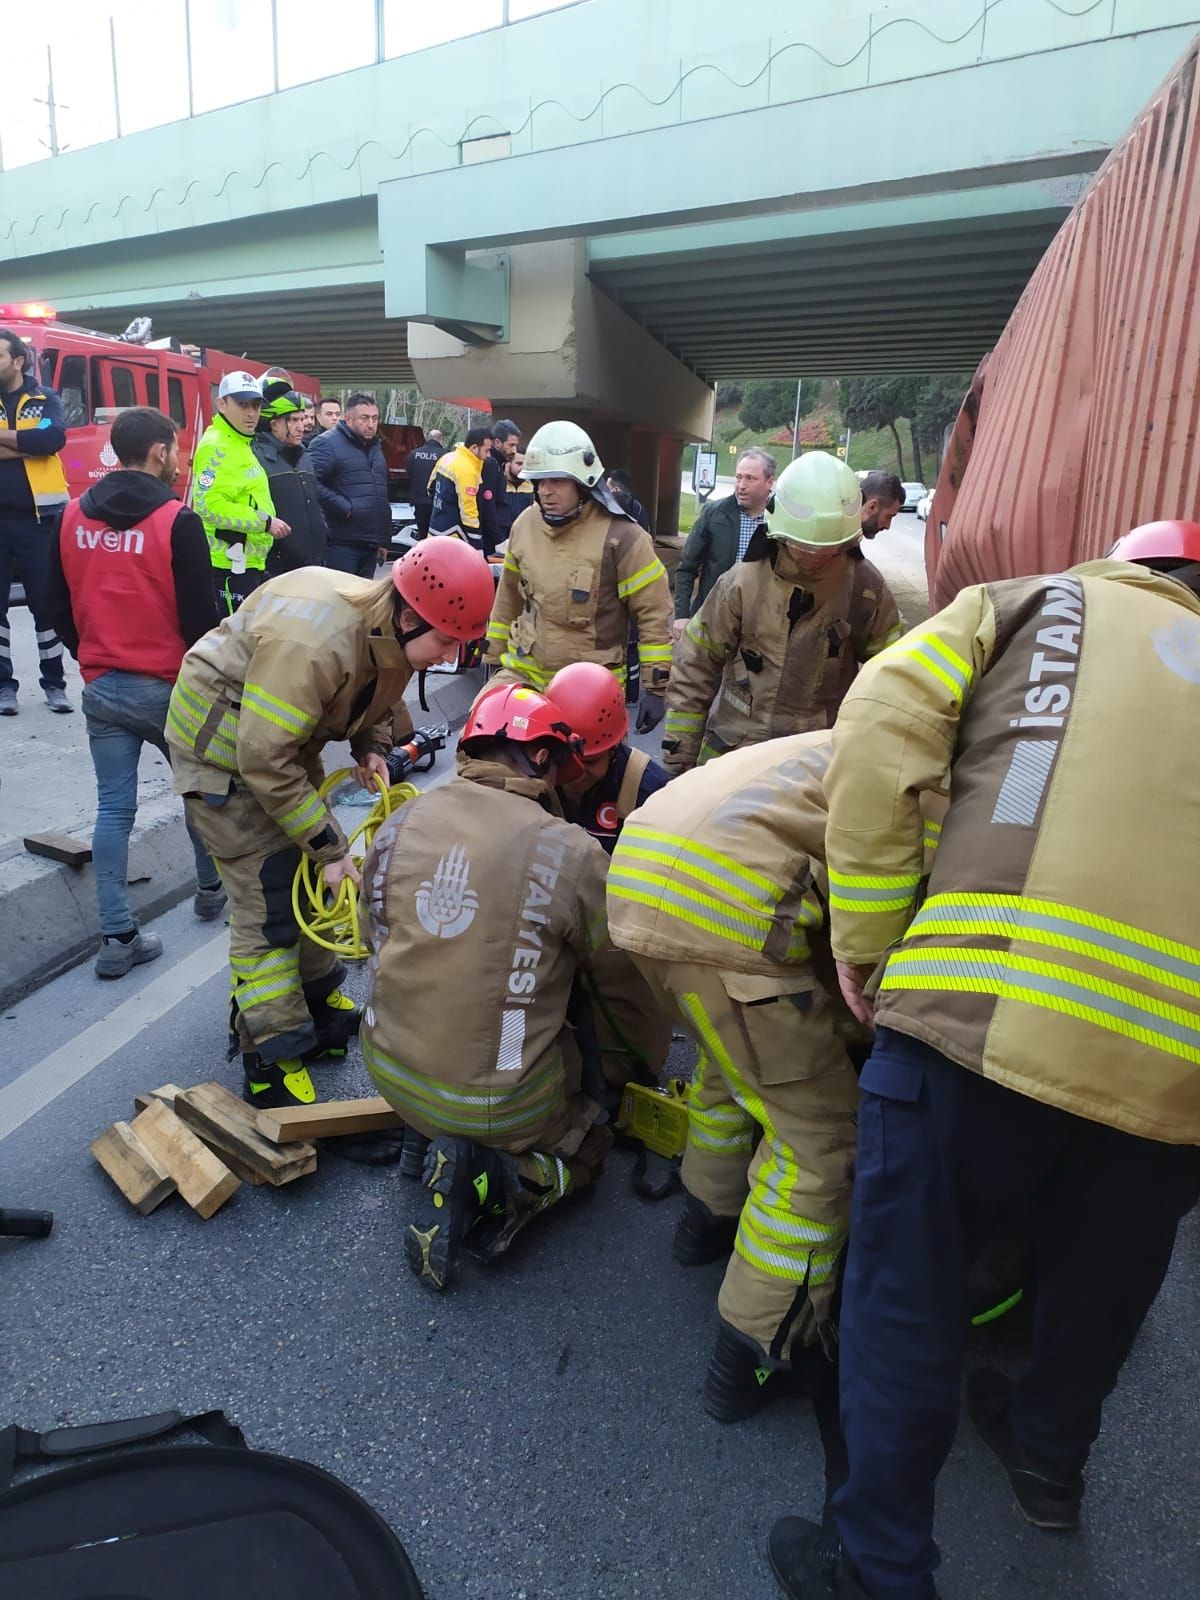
[0,327,72,715]
[45,406,226,977]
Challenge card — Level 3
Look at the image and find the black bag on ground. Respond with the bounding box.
[0,1408,425,1600]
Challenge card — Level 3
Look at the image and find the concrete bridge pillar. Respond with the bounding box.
[404,239,710,534]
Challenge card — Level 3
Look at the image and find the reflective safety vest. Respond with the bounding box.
[9,387,68,517]
[192,413,276,573]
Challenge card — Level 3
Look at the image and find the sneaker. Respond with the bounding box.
[94,929,164,979]
[400,1125,430,1180]
[967,1367,1083,1530]
[405,1136,507,1292]
[43,685,73,714]
[241,1055,317,1109]
[307,987,361,1059]
[704,1322,786,1424]
[767,1518,872,1599]
[673,1192,740,1266]
[0,684,16,716]
[193,883,227,922]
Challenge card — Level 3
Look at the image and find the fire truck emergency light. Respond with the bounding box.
[0,302,57,321]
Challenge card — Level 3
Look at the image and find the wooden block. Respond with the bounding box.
[24,832,92,869]
[195,1143,269,1187]
[133,1084,184,1116]
[256,1097,402,1145]
[175,1082,317,1186]
[130,1101,240,1219]
[90,1121,177,1216]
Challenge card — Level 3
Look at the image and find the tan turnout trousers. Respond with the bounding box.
[634,957,858,1363]
[185,786,341,1061]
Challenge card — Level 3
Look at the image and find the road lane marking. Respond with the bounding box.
[0,933,228,1143]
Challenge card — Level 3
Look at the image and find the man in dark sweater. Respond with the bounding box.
[478,418,521,557]
[0,327,72,714]
[45,407,225,978]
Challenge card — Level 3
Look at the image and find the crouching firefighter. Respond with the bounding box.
[607,730,862,1507]
[359,682,643,1291]
[166,539,495,1108]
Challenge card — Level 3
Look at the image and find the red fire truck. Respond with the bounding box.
[1,303,319,503]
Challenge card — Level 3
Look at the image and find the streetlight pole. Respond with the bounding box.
[790,378,803,460]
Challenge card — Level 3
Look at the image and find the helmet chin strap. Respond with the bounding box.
[534,482,587,528]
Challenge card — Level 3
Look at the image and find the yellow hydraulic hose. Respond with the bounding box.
[292,768,419,958]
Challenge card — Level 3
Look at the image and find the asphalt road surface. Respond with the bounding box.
[2,670,1197,1599]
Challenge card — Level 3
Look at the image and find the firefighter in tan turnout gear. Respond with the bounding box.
[167,539,495,1109]
[485,421,674,735]
[662,451,902,774]
[768,522,1200,1600]
[360,681,663,1291]
[607,731,864,1495]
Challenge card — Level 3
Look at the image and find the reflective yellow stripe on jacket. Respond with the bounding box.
[886,892,1200,1066]
[609,822,818,961]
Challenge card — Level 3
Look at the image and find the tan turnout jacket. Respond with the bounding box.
[485,499,673,693]
[662,545,901,773]
[826,560,1200,1144]
[167,568,411,865]
[359,761,615,1154]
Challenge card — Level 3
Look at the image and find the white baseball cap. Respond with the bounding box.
[218,370,263,401]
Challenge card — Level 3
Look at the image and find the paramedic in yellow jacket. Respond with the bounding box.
[607,732,864,1464]
[661,451,902,774]
[768,521,1200,1600]
[485,421,674,735]
[167,539,495,1110]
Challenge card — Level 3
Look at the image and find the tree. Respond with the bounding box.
[739,379,815,434]
[839,376,912,478]
[715,380,743,408]
[915,374,972,460]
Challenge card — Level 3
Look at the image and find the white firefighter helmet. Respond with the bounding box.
[521,420,605,489]
[768,451,864,548]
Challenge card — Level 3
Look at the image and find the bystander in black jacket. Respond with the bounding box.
[307,420,390,549]
[252,428,329,573]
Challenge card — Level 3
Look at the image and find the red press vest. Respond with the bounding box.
[58,498,188,684]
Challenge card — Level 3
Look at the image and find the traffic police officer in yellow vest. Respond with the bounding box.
[768,521,1200,1600]
[607,732,863,1475]
[662,451,902,774]
[485,421,674,735]
[193,371,291,615]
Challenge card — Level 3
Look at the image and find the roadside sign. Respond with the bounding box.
[693,448,718,503]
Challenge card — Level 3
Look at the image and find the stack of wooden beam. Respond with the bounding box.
[90,1087,402,1218]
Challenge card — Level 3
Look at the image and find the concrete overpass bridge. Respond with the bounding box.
[2,0,1198,526]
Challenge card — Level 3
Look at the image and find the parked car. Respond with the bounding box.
[916,491,934,522]
[901,481,928,513]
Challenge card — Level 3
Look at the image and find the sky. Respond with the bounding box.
[2,0,571,169]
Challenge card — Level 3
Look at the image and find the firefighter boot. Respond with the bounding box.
[242,1053,317,1110]
[703,1321,789,1423]
[306,986,362,1060]
[400,1126,431,1180]
[673,1193,739,1267]
[768,1518,934,1600]
[406,1137,507,1292]
[967,1367,1083,1530]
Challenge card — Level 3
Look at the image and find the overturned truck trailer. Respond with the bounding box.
[927,38,1200,607]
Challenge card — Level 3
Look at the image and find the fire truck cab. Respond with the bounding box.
[1,303,318,503]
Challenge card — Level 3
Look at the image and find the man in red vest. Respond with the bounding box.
[45,406,226,977]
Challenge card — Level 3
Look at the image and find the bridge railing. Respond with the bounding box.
[2,0,583,170]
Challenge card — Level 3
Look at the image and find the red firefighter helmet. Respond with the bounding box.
[1108,521,1200,566]
[545,661,628,756]
[393,539,494,641]
[460,682,584,779]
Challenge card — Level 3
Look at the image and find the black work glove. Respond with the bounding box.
[635,691,666,734]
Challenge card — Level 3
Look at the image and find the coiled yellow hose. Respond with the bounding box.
[292,768,419,958]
